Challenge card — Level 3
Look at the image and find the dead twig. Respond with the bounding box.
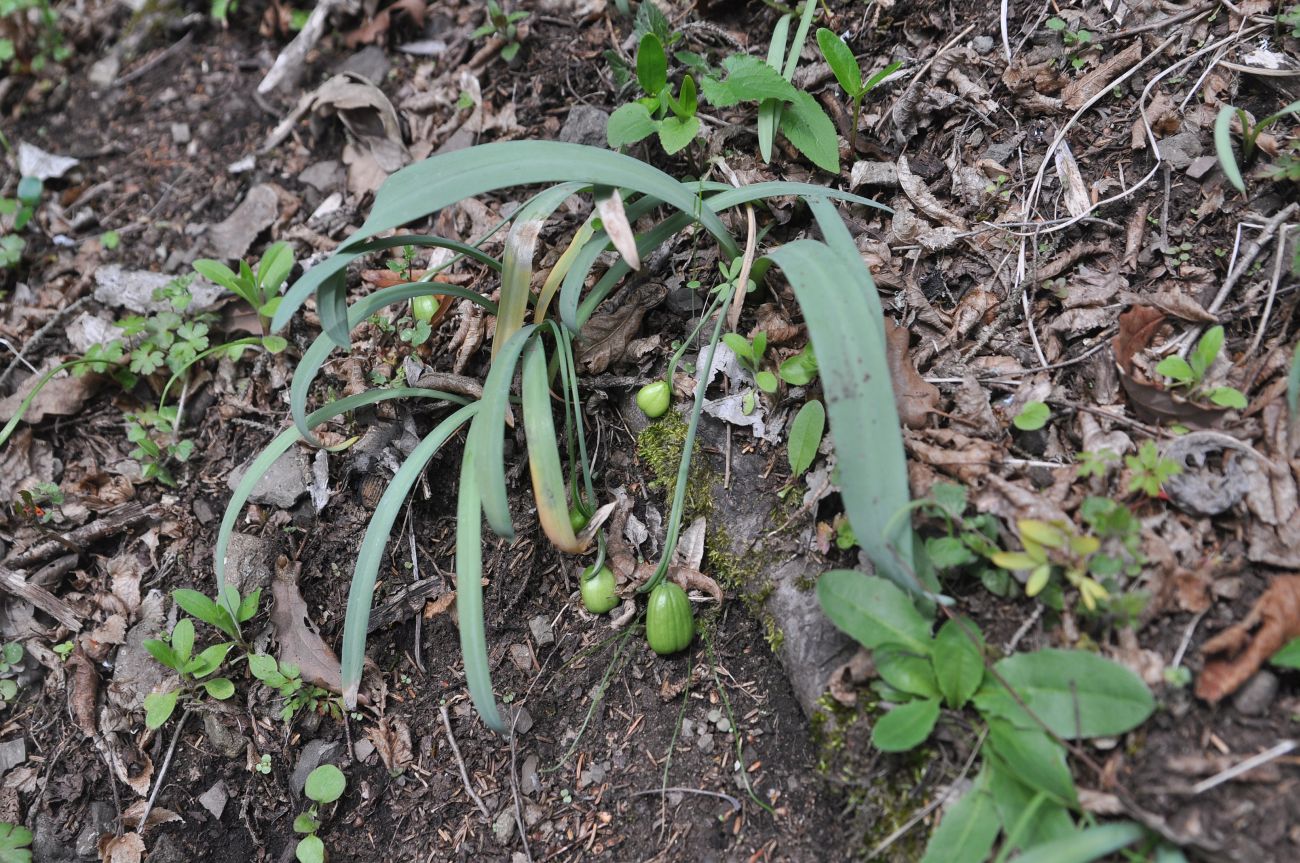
[440,704,491,821]
[4,503,158,570]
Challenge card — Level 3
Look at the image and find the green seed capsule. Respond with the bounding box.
[646,582,694,655]
[411,295,439,323]
[580,566,619,614]
[569,507,589,533]
[636,380,671,418]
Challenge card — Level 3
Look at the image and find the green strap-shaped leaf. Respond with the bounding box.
[758,13,792,163]
[341,401,479,707]
[1214,105,1245,194]
[521,338,586,553]
[456,440,507,733]
[215,387,467,595]
[469,324,538,539]
[274,142,742,336]
[496,182,584,358]
[290,282,494,444]
[317,269,351,350]
[766,238,920,595]
[1009,823,1146,863]
[919,767,999,863]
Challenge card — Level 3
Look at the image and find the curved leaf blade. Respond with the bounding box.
[456,441,507,733]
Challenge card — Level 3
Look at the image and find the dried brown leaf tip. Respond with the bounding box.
[1196,575,1300,703]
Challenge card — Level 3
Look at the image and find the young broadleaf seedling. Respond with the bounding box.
[815,28,900,152]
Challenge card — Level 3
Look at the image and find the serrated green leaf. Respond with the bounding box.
[607,102,657,148]
[779,90,840,173]
[787,399,825,476]
[872,697,940,751]
[701,54,798,107]
[932,619,984,708]
[816,572,932,654]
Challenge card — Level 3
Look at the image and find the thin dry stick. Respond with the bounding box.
[1245,223,1291,359]
[507,722,534,863]
[1191,739,1298,795]
[139,707,191,829]
[440,704,490,821]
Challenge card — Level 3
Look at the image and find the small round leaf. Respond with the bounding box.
[304,764,346,804]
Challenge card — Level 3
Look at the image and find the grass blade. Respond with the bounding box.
[522,338,586,553]
[1008,823,1145,863]
[215,387,466,595]
[290,282,495,443]
[341,402,479,707]
[766,238,925,596]
[1214,105,1245,194]
[469,324,537,539]
[496,182,584,358]
[456,440,507,733]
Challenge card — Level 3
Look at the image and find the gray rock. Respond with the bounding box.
[1157,130,1203,170]
[170,123,191,144]
[559,105,610,148]
[1187,155,1218,180]
[198,780,228,819]
[227,448,309,509]
[203,710,247,759]
[0,738,25,776]
[93,265,222,314]
[222,531,278,597]
[509,643,532,672]
[74,802,115,858]
[1233,670,1279,716]
[972,35,994,54]
[521,754,541,796]
[205,183,280,261]
[293,739,343,794]
[493,810,516,845]
[528,615,554,646]
[299,160,345,192]
[336,45,391,85]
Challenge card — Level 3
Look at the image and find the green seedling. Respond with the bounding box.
[723,331,777,394]
[1045,16,1094,70]
[606,32,701,155]
[1154,325,1248,408]
[0,0,70,75]
[295,764,346,863]
[787,399,825,477]
[247,654,342,724]
[1215,97,1300,193]
[0,176,41,270]
[817,572,1155,861]
[1281,5,1300,37]
[1125,440,1182,498]
[11,482,62,524]
[916,482,1007,597]
[1012,401,1050,431]
[777,343,818,386]
[0,642,22,707]
[255,753,272,774]
[815,28,900,152]
[991,518,1110,611]
[193,241,295,338]
[1076,448,1119,479]
[472,0,528,63]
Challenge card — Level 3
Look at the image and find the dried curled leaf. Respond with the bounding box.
[885,319,938,429]
[271,556,344,693]
[1196,575,1300,703]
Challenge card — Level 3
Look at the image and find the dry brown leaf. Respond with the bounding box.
[368,716,413,772]
[1196,575,1300,703]
[423,591,456,619]
[953,375,1000,437]
[0,427,55,502]
[122,799,182,833]
[270,556,343,693]
[99,831,145,863]
[1117,289,1215,323]
[66,646,100,737]
[751,303,799,345]
[1063,42,1143,110]
[343,0,427,49]
[975,474,1072,526]
[0,362,103,426]
[1112,306,1226,427]
[905,429,996,482]
[885,320,938,429]
[1048,307,1116,336]
[1053,141,1091,219]
[575,282,667,374]
[897,156,968,230]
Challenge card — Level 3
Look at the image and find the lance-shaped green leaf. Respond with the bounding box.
[456,441,507,733]
[341,402,479,707]
[469,325,537,539]
[521,338,587,553]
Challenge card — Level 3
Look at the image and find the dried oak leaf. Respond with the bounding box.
[271,556,343,693]
[98,831,145,863]
[368,716,413,772]
[1196,575,1300,703]
[575,283,667,374]
[885,319,938,429]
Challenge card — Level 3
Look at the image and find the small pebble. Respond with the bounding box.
[1233,670,1279,716]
